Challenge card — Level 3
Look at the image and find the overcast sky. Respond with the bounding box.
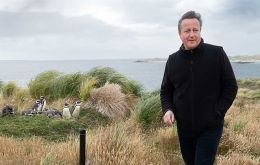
[0,0,259,60]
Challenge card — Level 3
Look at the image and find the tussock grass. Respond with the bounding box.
[0,76,260,164]
[87,67,143,96]
[78,108,111,128]
[14,88,30,103]
[28,70,61,99]
[86,67,116,86]
[28,68,143,101]
[87,122,166,165]
[52,72,88,99]
[148,127,183,164]
[133,94,163,129]
[80,77,97,101]
[85,84,134,119]
[29,71,88,100]
[0,135,79,165]
[217,100,260,164]
[2,81,18,97]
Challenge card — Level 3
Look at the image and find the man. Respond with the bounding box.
[160,11,238,165]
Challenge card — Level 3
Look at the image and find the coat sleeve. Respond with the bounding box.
[216,48,238,117]
[160,56,174,115]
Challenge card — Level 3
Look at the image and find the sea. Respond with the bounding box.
[0,59,260,91]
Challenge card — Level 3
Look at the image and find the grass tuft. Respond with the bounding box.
[87,67,143,96]
[133,94,163,129]
[2,81,18,98]
[28,70,61,99]
[85,84,133,119]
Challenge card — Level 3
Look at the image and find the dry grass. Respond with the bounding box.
[147,126,183,164]
[0,86,259,164]
[85,84,135,119]
[0,136,79,165]
[216,100,260,164]
[87,121,167,165]
[217,152,260,165]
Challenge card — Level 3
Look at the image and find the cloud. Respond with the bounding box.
[0,0,259,60]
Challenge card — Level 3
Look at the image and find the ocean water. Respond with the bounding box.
[0,60,260,91]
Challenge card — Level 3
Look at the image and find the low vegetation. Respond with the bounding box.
[0,70,259,164]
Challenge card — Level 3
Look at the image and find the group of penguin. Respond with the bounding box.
[24,96,81,119]
[62,101,81,119]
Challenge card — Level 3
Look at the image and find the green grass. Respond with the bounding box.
[28,70,61,99]
[87,67,143,97]
[2,81,18,97]
[237,79,260,90]
[52,72,88,99]
[78,108,111,128]
[80,77,97,101]
[0,109,111,141]
[232,120,247,133]
[28,68,143,101]
[133,94,163,129]
[0,115,82,141]
[29,71,89,100]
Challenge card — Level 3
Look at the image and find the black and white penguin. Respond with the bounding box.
[23,101,39,116]
[46,108,62,118]
[62,103,71,119]
[32,100,41,114]
[39,96,47,112]
[72,101,81,118]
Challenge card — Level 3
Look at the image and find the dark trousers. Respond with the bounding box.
[177,125,223,165]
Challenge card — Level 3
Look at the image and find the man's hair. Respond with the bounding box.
[178,11,202,33]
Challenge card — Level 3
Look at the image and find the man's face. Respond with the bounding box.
[179,18,201,50]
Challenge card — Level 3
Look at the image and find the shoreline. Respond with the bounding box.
[134,58,260,64]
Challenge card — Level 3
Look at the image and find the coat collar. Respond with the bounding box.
[180,38,204,56]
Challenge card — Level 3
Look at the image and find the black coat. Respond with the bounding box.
[160,40,238,132]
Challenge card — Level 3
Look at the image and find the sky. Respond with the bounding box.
[0,0,259,60]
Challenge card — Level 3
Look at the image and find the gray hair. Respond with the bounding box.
[178,11,202,33]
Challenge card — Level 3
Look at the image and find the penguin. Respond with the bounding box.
[40,96,47,112]
[24,100,41,116]
[46,108,62,118]
[72,101,81,118]
[32,100,41,114]
[62,103,71,119]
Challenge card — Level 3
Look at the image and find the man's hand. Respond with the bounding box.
[163,110,175,126]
